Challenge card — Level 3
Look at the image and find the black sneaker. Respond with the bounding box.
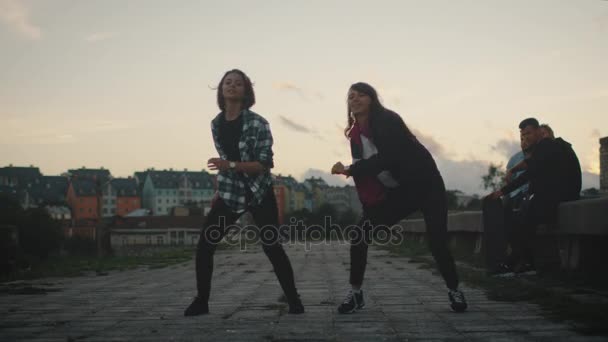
[448,289,467,312]
[288,295,305,314]
[184,296,209,316]
[337,290,364,314]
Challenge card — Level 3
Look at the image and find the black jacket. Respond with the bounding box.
[348,110,441,193]
[501,137,581,203]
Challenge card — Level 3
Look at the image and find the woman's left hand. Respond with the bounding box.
[331,162,346,175]
[208,158,230,171]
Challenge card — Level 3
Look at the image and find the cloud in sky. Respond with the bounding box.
[405,131,507,194]
[491,139,521,160]
[0,0,41,39]
[274,82,308,101]
[412,129,446,159]
[84,32,116,43]
[436,157,489,195]
[3,131,77,145]
[278,115,327,142]
[274,82,324,102]
[582,171,599,190]
[278,115,312,133]
[0,118,131,145]
[274,82,301,92]
[88,120,131,132]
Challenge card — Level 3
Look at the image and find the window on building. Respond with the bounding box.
[166,199,170,203]
[103,208,108,214]
[158,199,162,204]
[122,237,128,246]
[157,236,164,245]
[79,208,83,213]
[111,208,115,214]
[111,199,115,204]
[146,236,151,245]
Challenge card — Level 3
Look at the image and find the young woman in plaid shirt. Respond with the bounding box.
[184,69,304,316]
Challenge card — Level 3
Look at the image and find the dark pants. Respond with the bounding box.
[349,174,459,290]
[195,189,299,304]
[511,196,559,266]
[483,195,524,268]
[484,194,558,268]
[503,195,525,257]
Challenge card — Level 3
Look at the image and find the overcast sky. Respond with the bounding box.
[1,0,606,194]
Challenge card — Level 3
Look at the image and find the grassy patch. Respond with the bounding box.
[377,239,608,335]
[1,248,194,283]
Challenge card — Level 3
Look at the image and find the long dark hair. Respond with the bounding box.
[216,69,256,111]
[344,82,414,139]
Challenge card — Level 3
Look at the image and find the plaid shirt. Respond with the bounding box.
[211,109,274,212]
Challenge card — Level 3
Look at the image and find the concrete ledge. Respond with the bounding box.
[558,197,608,235]
[399,197,608,272]
[401,211,483,233]
[401,197,608,236]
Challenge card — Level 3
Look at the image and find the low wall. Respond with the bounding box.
[399,197,608,272]
[111,245,195,257]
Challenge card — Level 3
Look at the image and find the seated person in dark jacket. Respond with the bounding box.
[488,118,581,273]
[540,123,582,195]
[484,137,531,276]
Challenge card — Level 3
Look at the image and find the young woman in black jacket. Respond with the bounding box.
[331,82,467,313]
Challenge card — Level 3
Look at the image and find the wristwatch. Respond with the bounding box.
[229,161,236,169]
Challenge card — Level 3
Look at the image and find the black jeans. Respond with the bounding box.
[511,195,559,266]
[483,194,525,268]
[195,189,299,304]
[349,174,459,290]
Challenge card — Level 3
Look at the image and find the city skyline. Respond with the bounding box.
[1,0,606,194]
